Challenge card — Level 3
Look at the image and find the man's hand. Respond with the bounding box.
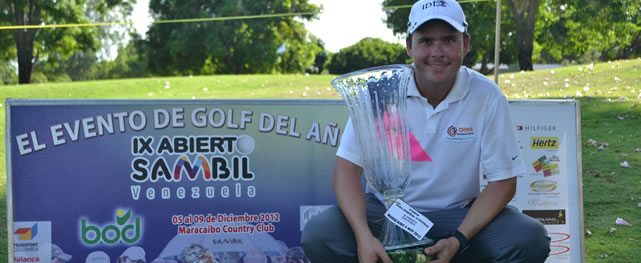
[357,234,392,263]
[424,237,460,263]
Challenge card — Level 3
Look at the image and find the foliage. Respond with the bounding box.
[0,0,135,83]
[95,34,150,79]
[312,50,329,74]
[382,0,411,36]
[0,63,17,85]
[536,0,641,64]
[326,38,409,74]
[145,0,320,75]
[278,25,324,74]
[34,50,98,82]
[463,0,516,73]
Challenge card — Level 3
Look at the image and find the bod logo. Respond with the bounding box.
[81,209,142,245]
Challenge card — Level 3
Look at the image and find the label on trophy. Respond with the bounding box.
[384,199,434,240]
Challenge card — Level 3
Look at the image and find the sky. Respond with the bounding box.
[132,0,403,53]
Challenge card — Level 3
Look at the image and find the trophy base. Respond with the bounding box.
[384,238,434,263]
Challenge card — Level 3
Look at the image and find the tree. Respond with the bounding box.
[461,0,517,74]
[507,0,541,70]
[0,0,133,83]
[278,24,324,73]
[536,0,641,63]
[146,0,320,75]
[0,2,16,85]
[96,34,149,79]
[327,38,409,74]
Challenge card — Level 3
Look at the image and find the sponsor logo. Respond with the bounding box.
[530,137,560,149]
[516,125,557,132]
[447,126,457,137]
[531,155,559,177]
[528,199,560,208]
[446,125,475,139]
[530,180,557,192]
[420,0,448,11]
[14,257,40,262]
[549,245,571,255]
[213,238,244,245]
[13,242,38,252]
[523,209,566,225]
[14,224,38,241]
[549,232,571,243]
[81,209,142,245]
[13,221,51,258]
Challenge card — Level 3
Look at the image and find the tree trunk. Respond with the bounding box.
[15,29,36,84]
[507,0,540,71]
[12,0,40,84]
[479,52,493,75]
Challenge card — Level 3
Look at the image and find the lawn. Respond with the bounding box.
[2,58,641,262]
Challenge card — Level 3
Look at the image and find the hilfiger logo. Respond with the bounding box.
[447,125,475,138]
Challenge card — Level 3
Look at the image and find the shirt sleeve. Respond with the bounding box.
[336,118,364,167]
[480,95,526,181]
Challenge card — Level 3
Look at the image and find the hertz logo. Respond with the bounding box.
[530,137,559,149]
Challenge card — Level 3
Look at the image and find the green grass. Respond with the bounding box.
[2,58,641,262]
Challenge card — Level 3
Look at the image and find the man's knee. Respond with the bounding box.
[301,206,353,260]
[300,206,363,263]
[503,217,551,262]
[523,220,551,260]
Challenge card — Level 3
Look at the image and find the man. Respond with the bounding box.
[301,0,550,262]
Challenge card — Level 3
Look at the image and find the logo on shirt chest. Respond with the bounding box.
[446,125,475,140]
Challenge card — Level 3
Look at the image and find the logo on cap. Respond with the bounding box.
[421,0,448,10]
[407,0,467,34]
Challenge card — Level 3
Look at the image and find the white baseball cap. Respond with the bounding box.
[120,246,146,261]
[85,251,110,263]
[407,0,468,34]
[51,244,72,262]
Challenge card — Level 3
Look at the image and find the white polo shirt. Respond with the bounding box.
[337,66,526,212]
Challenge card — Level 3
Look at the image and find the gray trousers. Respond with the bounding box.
[301,194,550,263]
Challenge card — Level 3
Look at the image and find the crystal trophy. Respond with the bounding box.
[332,65,434,257]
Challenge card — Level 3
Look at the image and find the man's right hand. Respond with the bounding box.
[357,234,392,263]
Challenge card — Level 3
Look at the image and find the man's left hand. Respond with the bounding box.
[424,237,460,263]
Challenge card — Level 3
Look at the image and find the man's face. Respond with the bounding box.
[406,20,469,88]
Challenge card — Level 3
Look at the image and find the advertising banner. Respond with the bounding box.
[7,99,583,263]
[7,100,346,263]
[509,100,584,263]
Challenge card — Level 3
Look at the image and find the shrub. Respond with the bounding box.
[327,38,409,74]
